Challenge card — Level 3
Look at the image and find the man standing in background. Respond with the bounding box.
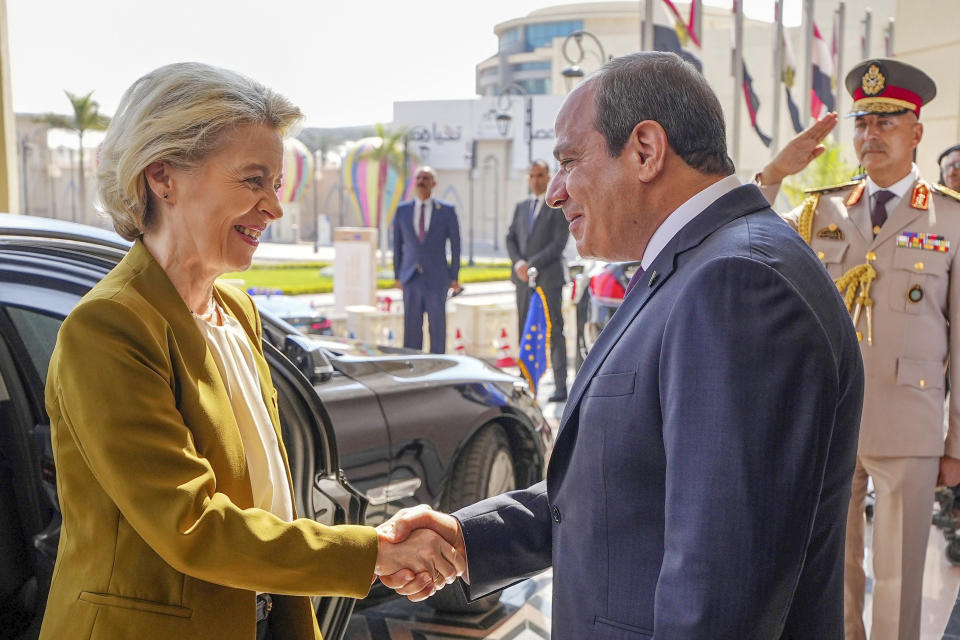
[939,144,960,190]
[393,166,461,353]
[506,160,570,401]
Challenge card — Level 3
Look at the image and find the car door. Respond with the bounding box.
[0,283,365,640]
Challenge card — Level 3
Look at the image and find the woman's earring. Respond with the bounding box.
[163,193,168,199]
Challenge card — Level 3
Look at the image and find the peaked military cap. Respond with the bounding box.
[844,58,936,118]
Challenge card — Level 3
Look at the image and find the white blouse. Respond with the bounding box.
[193,299,294,522]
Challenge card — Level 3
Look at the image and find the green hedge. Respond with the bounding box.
[221,262,511,295]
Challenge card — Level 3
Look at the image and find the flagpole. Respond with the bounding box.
[885,18,894,56]
[772,0,783,156]
[835,2,845,142]
[862,9,872,59]
[643,0,654,51]
[802,0,814,127]
[732,0,743,167]
[694,0,702,45]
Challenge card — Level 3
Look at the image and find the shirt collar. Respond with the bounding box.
[641,174,743,270]
[866,163,918,200]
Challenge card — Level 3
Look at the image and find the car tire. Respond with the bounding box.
[429,424,516,614]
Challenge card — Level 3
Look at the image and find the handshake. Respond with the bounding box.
[373,505,467,601]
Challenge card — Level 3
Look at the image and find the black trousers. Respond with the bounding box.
[516,284,567,390]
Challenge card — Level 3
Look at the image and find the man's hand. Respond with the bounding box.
[514,260,530,283]
[758,112,839,185]
[374,522,465,601]
[393,280,403,290]
[376,505,467,601]
[939,455,960,487]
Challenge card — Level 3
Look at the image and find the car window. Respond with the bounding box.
[4,307,63,383]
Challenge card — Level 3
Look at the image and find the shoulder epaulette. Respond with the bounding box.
[803,179,862,195]
[932,182,960,203]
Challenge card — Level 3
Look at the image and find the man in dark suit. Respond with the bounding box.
[378,52,864,638]
[393,166,461,353]
[506,160,571,401]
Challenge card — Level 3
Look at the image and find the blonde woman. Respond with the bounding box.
[41,62,462,640]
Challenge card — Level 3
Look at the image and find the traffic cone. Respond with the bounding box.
[453,328,467,355]
[495,327,516,368]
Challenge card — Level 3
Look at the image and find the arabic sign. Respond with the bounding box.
[393,95,565,172]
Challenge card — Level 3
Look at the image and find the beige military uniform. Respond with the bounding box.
[767,173,960,640]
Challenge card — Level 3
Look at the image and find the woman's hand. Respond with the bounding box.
[374,523,465,601]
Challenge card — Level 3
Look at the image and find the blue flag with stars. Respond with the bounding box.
[518,287,551,394]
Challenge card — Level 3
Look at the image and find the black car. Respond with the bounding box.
[0,215,550,639]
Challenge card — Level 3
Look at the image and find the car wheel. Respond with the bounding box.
[429,424,516,614]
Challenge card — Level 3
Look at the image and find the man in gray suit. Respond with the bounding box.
[506,160,570,401]
[376,52,863,638]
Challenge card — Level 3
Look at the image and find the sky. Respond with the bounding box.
[6,0,801,132]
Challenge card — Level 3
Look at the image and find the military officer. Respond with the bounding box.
[755,58,960,640]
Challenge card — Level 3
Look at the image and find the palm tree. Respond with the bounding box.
[39,91,110,221]
[360,124,410,265]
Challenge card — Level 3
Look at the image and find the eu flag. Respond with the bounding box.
[518,287,551,394]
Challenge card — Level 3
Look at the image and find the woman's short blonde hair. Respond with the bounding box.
[96,62,303,240]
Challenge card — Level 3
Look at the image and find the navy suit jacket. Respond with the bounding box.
[455,184,864,639]
[393,198,461,288]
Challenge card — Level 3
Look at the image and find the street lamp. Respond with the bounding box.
[496,83,533,165]
[18,135,31,214]
[483,155,501,252]
[561,30,608,91]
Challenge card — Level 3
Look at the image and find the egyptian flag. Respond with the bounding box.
[811,23,835,118]
[655,0,703,72]
[781,30,804,133]
[743,61,772,147]
[661,0,701,47]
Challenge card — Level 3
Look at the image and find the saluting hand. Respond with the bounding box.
[758,112,839,185]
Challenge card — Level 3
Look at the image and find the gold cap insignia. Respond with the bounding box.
[862,64,885,96]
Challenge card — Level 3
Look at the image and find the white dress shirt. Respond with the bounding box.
[193,301,294,523]
[866,163,919,214]
[529,195,544,221]
[641,174,743,270]
[413,197,434,235]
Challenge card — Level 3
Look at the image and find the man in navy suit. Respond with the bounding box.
[506,160,571,401]
[393,166,461,353]
[378,52,864,638]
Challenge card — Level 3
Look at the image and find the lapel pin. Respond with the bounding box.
[648,270,659,287]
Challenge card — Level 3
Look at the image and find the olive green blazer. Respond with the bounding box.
[40,240,378,640]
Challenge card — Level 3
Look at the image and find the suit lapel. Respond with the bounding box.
[520,198,536,252]
[424,200,440,244]
[556,184,772,431]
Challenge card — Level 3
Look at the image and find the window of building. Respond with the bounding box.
[499,27,523,54]
[511,61,551,73]
[479,67,500,80]
[516,78,552,95]
[525,20,583,51]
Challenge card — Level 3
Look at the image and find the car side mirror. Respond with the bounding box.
[283,335,334,384]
